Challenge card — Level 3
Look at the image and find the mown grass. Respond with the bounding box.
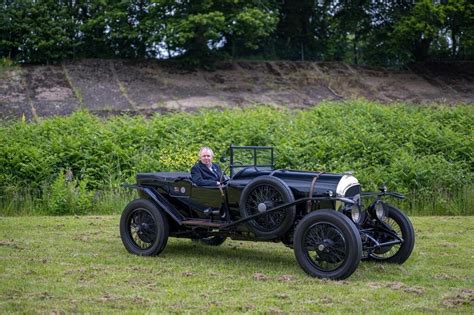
[0,215,472,313]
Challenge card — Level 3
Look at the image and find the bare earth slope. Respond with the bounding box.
[1,60,473,120]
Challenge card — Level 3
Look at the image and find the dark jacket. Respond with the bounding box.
[191,161,222,186]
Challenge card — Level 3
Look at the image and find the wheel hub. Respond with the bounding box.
[257,201,274,213]
[317,239,334,253]
[134,220,154,243]
[315,239,341,263]
[136,222,148,233]
[257,203,267,212]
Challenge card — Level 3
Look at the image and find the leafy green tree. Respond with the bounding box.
[102,0,152,58]
[0,0,31,60]
[441,0,474,59]
[310,0,337,61]
[392,0,444,62]
[1,0,77,63]
[158,0,277,63]
[332,0,373,64]
[74,0,114,58]
[161,1,227,61]
[225,6,278,57]
[1,0,472,66]
[359,1,415,67]
[275,0,315,60]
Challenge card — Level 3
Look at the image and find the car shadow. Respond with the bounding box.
[161,240,300,272]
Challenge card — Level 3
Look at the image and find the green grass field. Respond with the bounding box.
[0,215,472,313]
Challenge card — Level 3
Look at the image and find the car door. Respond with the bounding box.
[189,186,224,209]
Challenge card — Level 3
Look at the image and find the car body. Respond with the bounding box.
[120,145,415,280]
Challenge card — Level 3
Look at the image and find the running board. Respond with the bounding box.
[181,219,226,228]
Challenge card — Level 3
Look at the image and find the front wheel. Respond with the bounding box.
[293,210,362,280]
[120,199,169,256]
[368,204,415,264]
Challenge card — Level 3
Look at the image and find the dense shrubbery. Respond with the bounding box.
[0,101,472,215]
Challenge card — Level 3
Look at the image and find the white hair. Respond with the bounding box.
[199,146,214,157]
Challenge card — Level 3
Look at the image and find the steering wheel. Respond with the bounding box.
[219,161,244,185]
[219,168,230,186]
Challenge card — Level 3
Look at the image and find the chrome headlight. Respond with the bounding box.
[351,203,362,224]
[374,200,387,221]
[349,194,363,224]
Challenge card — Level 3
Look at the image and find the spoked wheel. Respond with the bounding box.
[120,199,169,256]
[192,236,227,246]
[294,210,362,280]
[246,184,286,229]
[239,176,296,239]
[368,204,415,264]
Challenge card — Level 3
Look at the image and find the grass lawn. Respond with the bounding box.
[0,215,473,313]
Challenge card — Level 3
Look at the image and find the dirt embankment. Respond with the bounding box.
[0,59,473,120]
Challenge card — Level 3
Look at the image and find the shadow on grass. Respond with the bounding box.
[161,240,300,272]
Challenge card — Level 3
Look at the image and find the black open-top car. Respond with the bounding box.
[120,145,415,280]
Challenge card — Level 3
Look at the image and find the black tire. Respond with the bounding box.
[294,210,362,280]
[120,199,169,256]
[368,204,415,264]
[239,176,296,239]
[192,236,227,246]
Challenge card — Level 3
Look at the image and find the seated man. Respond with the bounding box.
[191,147,222,186]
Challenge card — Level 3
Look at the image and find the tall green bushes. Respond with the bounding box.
[43,170,94,216]
[0,101,472,215]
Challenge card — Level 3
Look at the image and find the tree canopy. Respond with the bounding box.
[1,0,473,66]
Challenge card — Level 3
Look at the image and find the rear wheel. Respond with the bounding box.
[368,204,415,264]
[294,210,362,280]
[120,199,169,256]
[239,176,296,239]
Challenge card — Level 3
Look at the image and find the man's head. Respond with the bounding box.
[199,147,214,167]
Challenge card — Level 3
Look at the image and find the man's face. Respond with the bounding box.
[200,149,213,167]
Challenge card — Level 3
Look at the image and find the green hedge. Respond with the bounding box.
[0,101,472,215]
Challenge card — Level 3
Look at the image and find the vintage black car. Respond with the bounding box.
[120,145,415,280]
